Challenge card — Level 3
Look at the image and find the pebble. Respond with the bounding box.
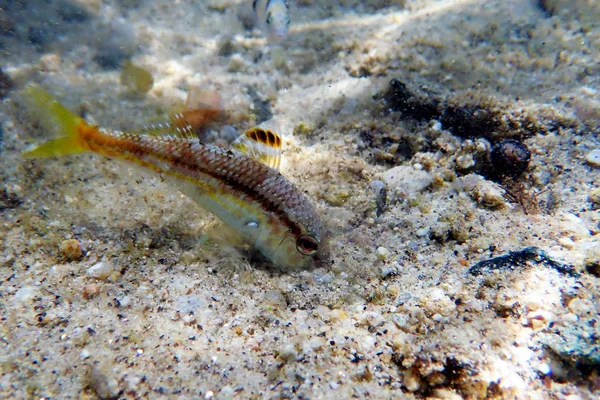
[87,261,115,280]
[40,53,62,71]
[415,228,430,237]
[59,239,83,261]
[80,348,91,359]
[376,246,391,260]
[119,295,132,307]
[14,286,39,303]
[470,179,507,208]
[381,165,432,195]
[585,149,600,166]
[456,154,475,170]
[278,344,298,362]
[83,283,101,300]
[263,290,287,309]
[558,237,575,249]
[90,366,120,399]
[589,188,600,204]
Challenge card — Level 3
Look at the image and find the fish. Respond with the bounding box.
[120,60,154,94]
[171,86,224,133]
[253,0,291,43]
[21,85,328,270]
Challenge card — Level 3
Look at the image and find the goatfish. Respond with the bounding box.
[21,85,327,270]
[253,0,291,43]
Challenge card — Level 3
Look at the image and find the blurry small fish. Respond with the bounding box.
[21,85,327,270]
[253,0,290,43]
[120,60,154,94]
[170,86,224,132]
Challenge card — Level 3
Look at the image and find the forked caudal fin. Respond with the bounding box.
[21,85,90,158]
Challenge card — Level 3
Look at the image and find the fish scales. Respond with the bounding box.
[22,86,326,270]
[85,126,317,238]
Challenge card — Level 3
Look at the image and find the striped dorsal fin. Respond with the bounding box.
[231,127,282,169]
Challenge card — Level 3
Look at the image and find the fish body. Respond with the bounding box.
[22,86,327,270]
[253,0,290,42]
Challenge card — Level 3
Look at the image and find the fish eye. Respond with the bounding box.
[266,12,272,25]
[296,234,319,256]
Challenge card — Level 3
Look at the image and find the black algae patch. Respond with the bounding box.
[383,79,546,141]
[384,79,439,121]
[468,247,578,277]
[440,104,502,140]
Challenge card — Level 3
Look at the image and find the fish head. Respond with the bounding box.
[265,4,290,42]
[265,228,329,270]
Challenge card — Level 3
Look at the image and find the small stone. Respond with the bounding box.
[404,370,421,392]
[537,363,551,375]
[90,366,120,399]
[83,283,101,300]
[278,344,297,362]
[588,188,600,204]
[470,180,507,209]
[14,286,38,303]
[59,239,83,261]
[80,348,91,359]
[415,228,430,237]
[263,290,286,309]
[376,246,391,260]
[40,53,62,71]
[87,261,114,280]
[119,295,132,307]
[382,165,432,195]
[585,149,600,166]
[456,154,475,170]
[558,237,575,249]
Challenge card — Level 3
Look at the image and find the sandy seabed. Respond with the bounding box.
[0,0,599,398]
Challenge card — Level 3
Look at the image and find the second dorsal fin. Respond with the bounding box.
[231,127,282,169]
[136,120,197,140]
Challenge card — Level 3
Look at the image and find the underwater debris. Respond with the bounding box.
[0,187,22,211]
[586,260,600,277]
[489,139,531,177]
[370,180,387,217]
[120,60,154,94]
[468,247,578,277]
[59,239,83,261]
[585,149,600,167]
[392,354,477,396]
[0,67,14,99]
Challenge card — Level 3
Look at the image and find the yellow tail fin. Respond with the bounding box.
[21,85,89,158]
